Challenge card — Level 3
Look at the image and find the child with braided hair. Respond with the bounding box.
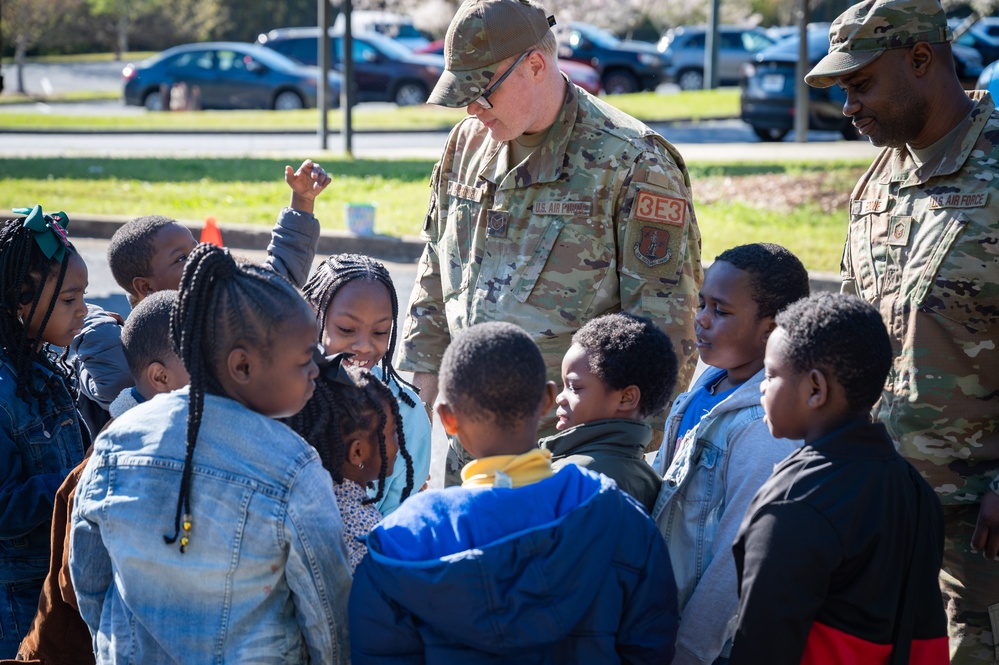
[69,243,352,664]
[284,354,409,572]
[302,253,428,515]
[0,206,89,657]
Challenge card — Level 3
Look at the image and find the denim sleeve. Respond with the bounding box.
[71,307,131,409]
[348,554,426,663]
[0,408,65,539]
[68,456,113,643]
[672,420,798,665]
[265,207,319,289]
[284,457,352,665]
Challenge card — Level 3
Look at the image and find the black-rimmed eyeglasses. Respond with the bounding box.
[474,51,532,110]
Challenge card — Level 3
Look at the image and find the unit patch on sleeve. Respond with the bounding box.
[622,183,689,284]
[632,190,686,227]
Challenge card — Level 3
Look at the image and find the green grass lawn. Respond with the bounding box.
[0,156,862,273]
[0,88,740,130]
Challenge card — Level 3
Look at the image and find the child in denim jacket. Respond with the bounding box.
[651,243,809,665]
[0,207,89,658]
[70,245,351,664]
[7,290,188,665]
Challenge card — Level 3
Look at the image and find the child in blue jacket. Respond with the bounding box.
[349,321,679,664]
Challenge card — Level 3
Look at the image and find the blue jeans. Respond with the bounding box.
[0,578,42,658]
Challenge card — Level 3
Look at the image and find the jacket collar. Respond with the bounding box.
[539,418,652,459]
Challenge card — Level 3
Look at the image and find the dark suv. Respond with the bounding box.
[256,27,445,106]
[739,28,858,141]
[557,22,667,94]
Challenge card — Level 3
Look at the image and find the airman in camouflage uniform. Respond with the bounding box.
[807,1,999,661]
[397,0,701,486]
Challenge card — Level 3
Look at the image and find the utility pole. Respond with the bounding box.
[794,0,810,142]
[342,0,354,157]
[705,0,721,89]
[318,0,331,149]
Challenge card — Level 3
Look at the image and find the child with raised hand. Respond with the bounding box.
[69,244,352,665]
[302,254,428,515]
[9,290,187,665]
[650,242,810,665]
[730,293,947,664]
[72,159,331,434]
[0,206,89,657]
[539,312,677,513]
[284,354,408,573]
[349,321,679,664]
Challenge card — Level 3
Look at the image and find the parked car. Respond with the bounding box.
[256,27,445,105]
[122,42,342,111]
[977,58,999,97]
[658,25,774,90]
[332,10,430,51]
[557,22,667,94]
[739,28,859,141]
[950,18,999,66]
[414,39,603,95]
[953,41,985,80]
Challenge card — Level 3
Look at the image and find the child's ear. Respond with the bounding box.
[132,276,154,300]
[347,436,366,466]
[760,316,777,342]
[145,361,171,394]
[618,385,641,412]
[539,380,558,416]
[806,368,829,409]
[437,402,460,436]
[226,347,253,385]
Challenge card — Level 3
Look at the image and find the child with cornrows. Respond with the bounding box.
[284,354,410,572]
[0,206,89,657]
[302,253,429,515]
[69,244,352,664]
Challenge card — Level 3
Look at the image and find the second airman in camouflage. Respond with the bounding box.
[808,0,999,661]
[397,0,702,485]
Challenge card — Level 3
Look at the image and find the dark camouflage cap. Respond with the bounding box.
[428,0,555,107]
[805,0,951,88]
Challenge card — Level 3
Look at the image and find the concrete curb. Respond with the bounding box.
[70,214,426,263]
[70,213,843,291]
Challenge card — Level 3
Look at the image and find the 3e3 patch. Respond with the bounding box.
[633,190,687,227]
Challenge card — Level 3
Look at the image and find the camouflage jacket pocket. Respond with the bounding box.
[912,211,994,333]
[438,199,475,300]
[509,220,612,325]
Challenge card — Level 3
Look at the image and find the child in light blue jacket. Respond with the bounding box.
[651,243,809,665]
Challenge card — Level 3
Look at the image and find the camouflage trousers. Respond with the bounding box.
[941,504,999,665]
[444,434,475,487]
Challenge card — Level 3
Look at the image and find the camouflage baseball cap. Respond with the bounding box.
[805,0,951,88]
[428,0,556,107]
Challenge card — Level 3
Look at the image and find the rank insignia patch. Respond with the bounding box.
[634,226,672,267]
[487,210,509,238]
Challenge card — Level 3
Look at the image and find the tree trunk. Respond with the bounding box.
[15,34,27,94]
[115,13,130,60]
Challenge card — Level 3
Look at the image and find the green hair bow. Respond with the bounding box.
[13,205,72,263]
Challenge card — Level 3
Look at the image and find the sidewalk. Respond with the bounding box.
[71,213,843,292]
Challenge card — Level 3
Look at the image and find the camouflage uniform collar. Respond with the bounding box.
[502,75,578,190]
[881,90,995,187]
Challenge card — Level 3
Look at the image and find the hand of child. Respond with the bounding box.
[286,160,332,214]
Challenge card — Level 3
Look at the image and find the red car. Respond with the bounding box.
[415,39,602,95]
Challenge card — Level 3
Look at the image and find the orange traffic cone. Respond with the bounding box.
[200,216,223,247]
